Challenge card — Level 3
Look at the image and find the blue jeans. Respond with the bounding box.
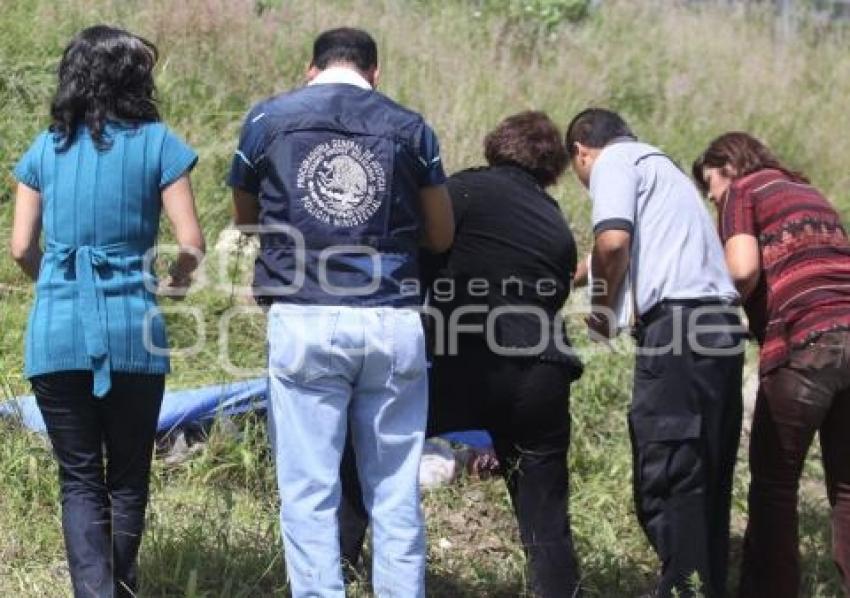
[31,371,164,598]
[267,303,428,598]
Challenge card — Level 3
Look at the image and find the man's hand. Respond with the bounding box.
[586,228,631,341]
[572,254,590,288]
[585,310,616,342]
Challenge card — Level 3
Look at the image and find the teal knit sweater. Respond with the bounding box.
[13,122,197,396]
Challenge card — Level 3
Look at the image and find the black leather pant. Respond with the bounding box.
[739,330,850,598]
[339,347,582,597]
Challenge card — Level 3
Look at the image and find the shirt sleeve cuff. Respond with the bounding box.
[13,163,39,191]
[226,172,260,195]
[419,161,447,187]
[593,218,634,235]
[421,172,447,187]
[160,153,199,189]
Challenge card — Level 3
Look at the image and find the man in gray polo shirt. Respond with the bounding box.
[567,109,743,598]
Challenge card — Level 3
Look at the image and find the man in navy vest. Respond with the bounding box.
[227,28,453,598]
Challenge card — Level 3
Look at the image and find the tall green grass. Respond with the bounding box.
[1,0,848,595]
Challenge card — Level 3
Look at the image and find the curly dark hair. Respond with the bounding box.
[484,111,568,188]
[692,131,808,195]
[50,26,160,151]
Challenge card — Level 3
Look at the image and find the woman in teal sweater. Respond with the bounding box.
[10,26,204,597]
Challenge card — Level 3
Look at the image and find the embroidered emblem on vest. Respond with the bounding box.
[297,139,386,227]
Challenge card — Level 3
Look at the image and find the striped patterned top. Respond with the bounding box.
[720,168,850,374]
[13,122,197,396]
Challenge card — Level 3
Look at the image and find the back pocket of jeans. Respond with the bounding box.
[392,311,427,380]
[268,308,339,384]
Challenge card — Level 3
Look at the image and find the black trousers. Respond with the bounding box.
[630,303,744,598]
[32,371,165,598]
[340,344,582,598]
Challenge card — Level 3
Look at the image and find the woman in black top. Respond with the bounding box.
[340,111,584,597]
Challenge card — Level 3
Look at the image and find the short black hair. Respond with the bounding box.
[312,28,378,72]
[565,108,635,158]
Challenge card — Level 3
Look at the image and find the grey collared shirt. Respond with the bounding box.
[590,141,739,316]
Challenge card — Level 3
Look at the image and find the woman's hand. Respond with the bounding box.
[157,271,192,301]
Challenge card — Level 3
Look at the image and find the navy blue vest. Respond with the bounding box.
[252,84,427,307]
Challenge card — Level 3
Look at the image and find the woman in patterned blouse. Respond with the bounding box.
[694,132,850,598]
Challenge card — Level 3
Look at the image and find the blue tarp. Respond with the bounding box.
[0,378,493,448]
[0,378,268,435]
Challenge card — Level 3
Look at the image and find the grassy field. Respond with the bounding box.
[1,0,849,595]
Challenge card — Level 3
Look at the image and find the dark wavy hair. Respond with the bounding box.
[484,111,568,187]
[50,26,160,151]
[692,131,808,195]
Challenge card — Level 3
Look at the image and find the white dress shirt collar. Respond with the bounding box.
[307,66,373,90]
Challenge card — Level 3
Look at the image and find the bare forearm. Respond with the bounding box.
[725,234,761,303]
[590,245,628,310]
[233,188,260,230]
[14,247,42,280]
[419,185,454,252]
[11,183,43,281]
[160,174,205,293]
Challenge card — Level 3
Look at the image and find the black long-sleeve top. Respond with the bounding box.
[424,164,582,377]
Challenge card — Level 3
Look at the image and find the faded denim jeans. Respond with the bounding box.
[267,303,428,598]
